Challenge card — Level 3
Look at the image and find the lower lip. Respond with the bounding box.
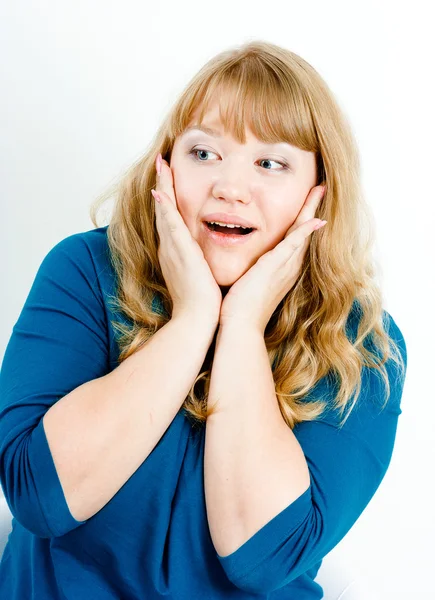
[202,222,257,246]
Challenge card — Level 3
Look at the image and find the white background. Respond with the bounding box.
[1,1,434,598]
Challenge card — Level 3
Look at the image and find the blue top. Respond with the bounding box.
[0,226,407,599]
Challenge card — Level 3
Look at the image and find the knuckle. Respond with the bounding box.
[290,239,303,251]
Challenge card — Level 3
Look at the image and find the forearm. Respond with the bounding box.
[204,324,311,557]
[43,315,217,522]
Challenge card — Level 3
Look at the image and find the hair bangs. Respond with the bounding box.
[173,56,319,154]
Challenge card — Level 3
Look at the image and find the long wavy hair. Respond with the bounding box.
[90,39,406,431]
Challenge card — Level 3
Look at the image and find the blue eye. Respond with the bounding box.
[190,148,216,162]
[188,147,289,171]
[258,158,288,171]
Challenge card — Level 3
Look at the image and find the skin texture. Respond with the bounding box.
[169,100,319,295]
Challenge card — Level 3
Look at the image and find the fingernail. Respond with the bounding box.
[314,220,327,230]
[156,153,162,177]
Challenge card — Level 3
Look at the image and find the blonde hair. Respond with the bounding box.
[90,39,406,431]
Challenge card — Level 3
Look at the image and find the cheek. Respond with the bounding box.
[263,200,303,248]
[173,195,201,234]
[172,168,200,208]
[171,177,194,216]
[268,202,300,233]
[171,171,207,236]
[282,189,307,221]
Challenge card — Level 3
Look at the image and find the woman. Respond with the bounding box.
[0,40,407,599]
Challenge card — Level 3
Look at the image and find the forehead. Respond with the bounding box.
[181,101,264,141]
[177,98,316,162]
[181,99,255,139]
[181,124,226,138]
[180,98,297,148]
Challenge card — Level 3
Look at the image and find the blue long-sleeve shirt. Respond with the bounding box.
[0,226,407,599]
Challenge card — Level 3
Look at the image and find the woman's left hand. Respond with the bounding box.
[219,184,327,333]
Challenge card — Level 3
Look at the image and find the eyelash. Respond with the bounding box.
[187,147,290,171]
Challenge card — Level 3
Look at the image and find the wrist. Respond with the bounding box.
[172,312,219,336]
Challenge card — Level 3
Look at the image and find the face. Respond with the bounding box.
[169,101,318,292]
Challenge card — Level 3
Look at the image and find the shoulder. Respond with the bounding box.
[30,226,115,313]
[311,302,408,424]
[346,300,407,363]
[381,309,407,366]
[44,226,109,266]
[39,226,112,284]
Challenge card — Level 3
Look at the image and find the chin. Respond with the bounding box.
[213,268,246,289]
[209,256,256,287]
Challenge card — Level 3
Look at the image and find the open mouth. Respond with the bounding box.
[204,222,255,236]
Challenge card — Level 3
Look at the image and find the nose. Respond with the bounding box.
[211,160,252,204]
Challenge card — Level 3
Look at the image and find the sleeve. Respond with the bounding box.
[216,311,407,594]
[0,233,111,538]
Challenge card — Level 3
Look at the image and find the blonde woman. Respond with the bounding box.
[0,40,407,599]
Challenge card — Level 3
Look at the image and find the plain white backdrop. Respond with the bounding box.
[1,1,434,598]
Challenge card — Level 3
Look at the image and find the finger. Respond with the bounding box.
[156,157,178,208]
[152,189,179,234]
[293,185,326,229]
[153,154,182,233]
[280,218,326,257]
[152,187,194,252]
[152,188,164,248]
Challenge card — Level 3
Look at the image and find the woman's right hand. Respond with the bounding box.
[152,154,222,326]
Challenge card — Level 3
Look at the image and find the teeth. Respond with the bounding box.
[207,221,252,230]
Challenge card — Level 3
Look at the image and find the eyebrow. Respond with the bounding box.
[182,125,223,138]
[181,124,298,159]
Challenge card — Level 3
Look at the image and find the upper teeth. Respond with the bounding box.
[207,221,252,229]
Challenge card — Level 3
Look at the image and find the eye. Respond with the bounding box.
[188,147,219,162]
[188,147,289,171]
[258,158,289,171]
